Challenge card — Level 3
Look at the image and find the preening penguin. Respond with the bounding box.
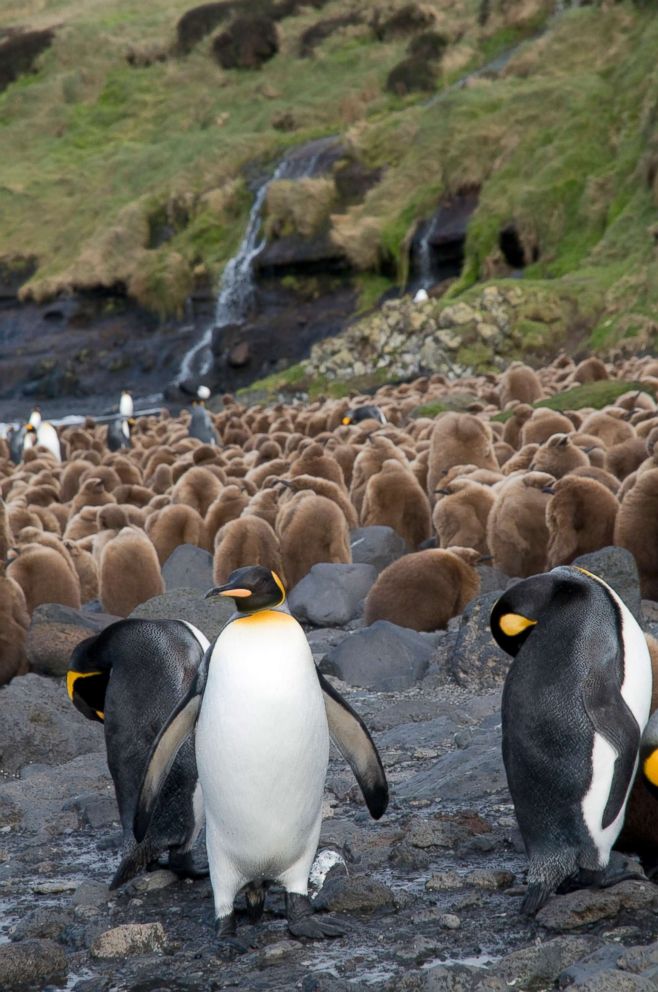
[188,402,218,445]
[134,565,388,955]
[67,618,210,888]
[491,566,652,915]
[341,404,387,426]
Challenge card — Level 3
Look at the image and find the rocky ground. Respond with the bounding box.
[2,538,658,991]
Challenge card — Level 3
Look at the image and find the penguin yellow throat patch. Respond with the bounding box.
[499,613,537,637]
[66,669,105,721]
[235,609,295,627]
[643,749,658,787]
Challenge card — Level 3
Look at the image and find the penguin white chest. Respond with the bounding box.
[195,611,329,875]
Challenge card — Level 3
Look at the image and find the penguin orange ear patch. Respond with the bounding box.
[271,570,286,603]
[643,750,658,787]
[499,613,538,637]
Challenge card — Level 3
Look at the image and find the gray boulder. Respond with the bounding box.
[447,591,511,689]
[161,543,214,594]
[572,546,643,623]
[130,588,233,641]
[320,621,437,691]
[397,728,506,804]
[289,563,378,627]
[349,526,407,573]
[27,604,118,677]
[0,673,104,775]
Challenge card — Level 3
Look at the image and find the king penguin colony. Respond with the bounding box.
[490,565,652,914]
[134,565,388,955]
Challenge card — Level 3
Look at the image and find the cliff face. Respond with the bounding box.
[0,0,656,401]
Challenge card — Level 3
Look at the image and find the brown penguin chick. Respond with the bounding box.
[276,474,358,530]
[276,491,350,589]
[569,465,621,495]
[97,504,130,532]
[486,471,554,578]
[149,463,173,495]
[0,560,30,684]
[22,483,60,508]
[544,475,619,567]
[529,433,589,479]
[245,458,290,490]
[427,413,497,497]
[146,503,210,565]
[102,454,143,486]
[432,479,495,556]
[63,540,99,603]
[63,506,99,542]
[324,440,357,488]
[112,483,155,508]
[0,498,13,560]
[614,389,656,415]
[99,527,164,617]
[7,543,81,613]
[501,443,540,476]
[240,488,281,532]
[289,442,345,489]
[29,505,62,534]
[14,529,78,580]
[498,363,543,407]
[410,450,430,491]
[79,464,122,494]
[494,441,515,467]
[363,549,480,632]
[578,410,635,448]
[69,477,116,516]
[605,437,649,481]
[171,466,222,517]
[614,467,658,600]
[213,516,283,585]
[361,460,431,550]
[205,485,250,545]
[572,356,609,383]
[520,408,574,446]
[350,436,408,520]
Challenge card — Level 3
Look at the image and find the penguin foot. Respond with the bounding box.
[597,851,646,889]
[520,882,552,916]
[286,893,345,940]
[168,850,209,880]
[214,913,252,958]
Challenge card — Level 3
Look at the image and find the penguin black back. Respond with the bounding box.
[491,566,651,914]
[68,618,209,888]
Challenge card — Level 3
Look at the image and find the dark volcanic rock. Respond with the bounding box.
[26,604,119,677]
[536,881,658,931]
[0,29,55,93]
[572,546,643,623]
[321,621,437,690]
[130,588,232,640]
[161,543,214,593]
[397,732,506,803]
[0,673,103,775]
[447,591,510,689]
[490,935,596,987]
[349,526,407,573]
[0,939,67,990]
[289,562,377,626]
[313,875,396,914]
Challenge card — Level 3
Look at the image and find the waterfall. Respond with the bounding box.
[415,217,437,291]
[178,136,341,384]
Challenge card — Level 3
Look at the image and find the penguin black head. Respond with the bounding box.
[490,566,598,657]
[205,565,286,613]
[67,635,111,723]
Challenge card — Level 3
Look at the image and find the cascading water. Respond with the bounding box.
[178,136,341,384]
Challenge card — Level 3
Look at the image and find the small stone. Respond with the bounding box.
[130,869,178,893]
[425,871,464,892]
[72,879,110,907]
[536,881,658,931]
[90,922,167,958]
[32,879,77,894]
[465,869,514,890]
[313,875,396,915]
[258,940,299,966]
[0,939,67,989]
[439,913,461,930]
[618,940,658,974]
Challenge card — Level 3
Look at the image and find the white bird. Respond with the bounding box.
[119,390,134,419]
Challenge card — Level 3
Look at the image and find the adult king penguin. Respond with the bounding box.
[134,565,388,955]
[68,618,210,888]
[490,566,652,914]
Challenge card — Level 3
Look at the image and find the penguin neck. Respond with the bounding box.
[228,601,291,625]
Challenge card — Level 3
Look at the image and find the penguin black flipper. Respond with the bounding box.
[134,646,211,843]
[583,669,641,830]
[317,670,388,819]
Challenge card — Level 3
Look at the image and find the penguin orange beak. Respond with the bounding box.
[205,585,252,599]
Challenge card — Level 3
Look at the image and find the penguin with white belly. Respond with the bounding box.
[134,565,388,955]
[68,618,211,888]
[490,565,652,915]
